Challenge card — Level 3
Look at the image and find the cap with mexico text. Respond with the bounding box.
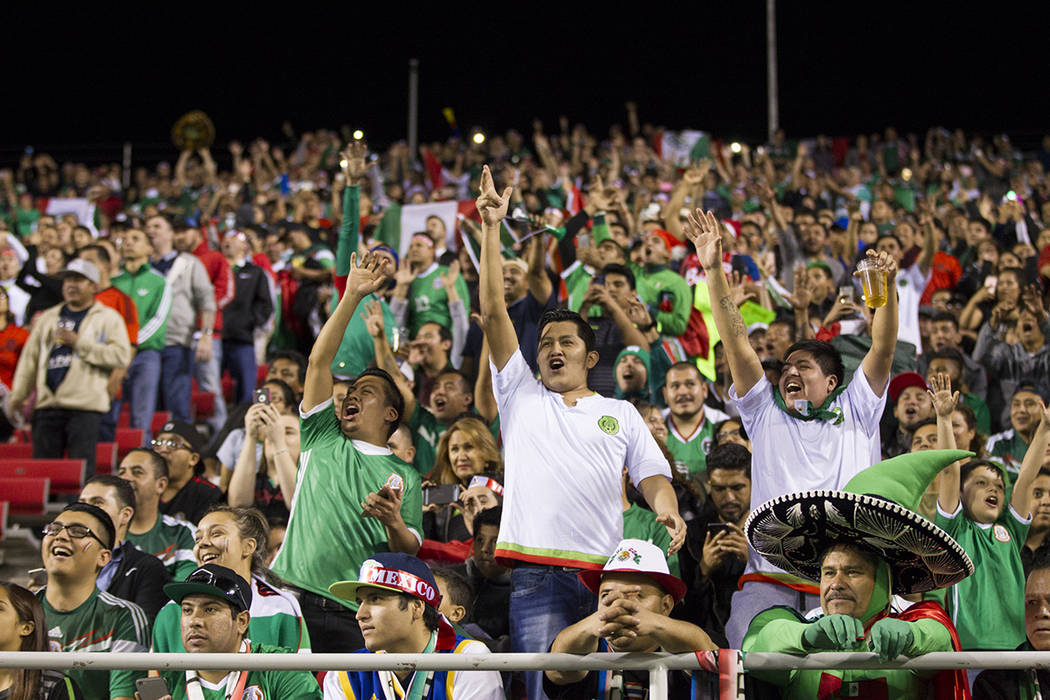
[329,552,442,609]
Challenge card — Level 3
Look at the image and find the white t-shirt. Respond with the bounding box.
[491,349,671,567]
[896,263,932,353]
[731,373,886,574]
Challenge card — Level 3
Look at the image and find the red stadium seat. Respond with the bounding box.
[221,375,234,403]
[115,428,145,462]
[151,412,172,433]
[0,460,86,496]
[96,442,117,474]
[257,363,269,386]
[0,444,34,459]
[0,478,50,516]
[191,391,215,418]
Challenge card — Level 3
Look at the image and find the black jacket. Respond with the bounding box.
[104,542,172,618]
[973,641,1050,699]
[222,261,273,344]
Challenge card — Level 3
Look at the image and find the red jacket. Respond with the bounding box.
[193,240,234,332]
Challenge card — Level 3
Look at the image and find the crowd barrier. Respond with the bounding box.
[3,650,1050,700]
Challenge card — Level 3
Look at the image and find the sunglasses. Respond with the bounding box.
[42,522,108,549]
[186,569,250,610]
[150,438,191,451]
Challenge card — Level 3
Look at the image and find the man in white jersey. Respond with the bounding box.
[476,165,684,700]
[684,208,899,647]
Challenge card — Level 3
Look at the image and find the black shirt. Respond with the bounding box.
[159,476,223,525]
[103,542,172,618]
[45,305,90,392]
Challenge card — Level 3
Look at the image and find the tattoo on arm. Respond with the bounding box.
[719,296,747,337]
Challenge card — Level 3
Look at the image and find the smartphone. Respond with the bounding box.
[984,276,998,295]
[593,273,606,286]
[706,523,731,538]
[422,484,461,507]
[838,286,855,304]
[136,677,170,700]
[253,388,271,405]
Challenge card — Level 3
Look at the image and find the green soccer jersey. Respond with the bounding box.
[38,587,149,700]
[989,430,1028,481]
[126,513,197,581]
[665,415,715,479]
[111,263,172,352]
[158,643,321,699]
[153,574,311,653]
[330,292,396,379]
[622,503,680,577]
[407,263,470,336]
[936,503,1030,650]
[638,266,692,338]
[271,398,423,609]
[561,261,596,314]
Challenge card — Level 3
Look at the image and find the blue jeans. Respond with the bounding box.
[192,336,226,434]
[160,345,193,422]
[510,566,596,700]
[222,340,257,406]
[121,349,161,442]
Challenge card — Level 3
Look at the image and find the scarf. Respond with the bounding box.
[772,384,847,424]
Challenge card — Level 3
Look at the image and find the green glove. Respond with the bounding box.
[868,617,914,662]
[802,614,866,650]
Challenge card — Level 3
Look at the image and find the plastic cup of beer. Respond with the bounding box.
[856,259,887,308]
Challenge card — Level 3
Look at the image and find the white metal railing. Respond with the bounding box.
[4,651,1050,700]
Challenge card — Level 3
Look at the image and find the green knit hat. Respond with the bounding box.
[615,345,651,375]
[746,449,976,594]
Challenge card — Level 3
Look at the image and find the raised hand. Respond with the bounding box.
[340,141,370,185]
[729,270,758,307]
[856,248,899,286]
[926,372,959,418]
[586,175,613,212]
[346,252,386,297]
[683,209,723,272]
[476,164,513,227]
[362,299,386,339]
[1023,283,1046,318]
[787,266,812,311]
[441,260,461,291]
[393,258,416,288]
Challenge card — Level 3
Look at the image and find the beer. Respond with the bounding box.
[857,260,887,308]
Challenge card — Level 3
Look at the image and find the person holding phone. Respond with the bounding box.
[227,396,301,523]
[150,564,321,699]
[423,416,503,542]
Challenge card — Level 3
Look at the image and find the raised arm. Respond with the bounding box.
[859,249,899,397]
[682,209,763,395]
[477,165,519,370]
[473,322,498,424]
[930,374,963,513]
[524,236,552,303]
[363,299,417,422]
[1012,401,1050,517]
[302,252,386,412]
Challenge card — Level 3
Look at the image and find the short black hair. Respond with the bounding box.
[417,321,452,345]
[876,233,902,249]
[1030,550,1050,579]
[396,593,442,631]
[538,308,595,354]
[78,244,110,265]
[664,360,703,385]
[354,368,404,438]
[431,567,473,610]
[61,502,116,550]
[123,448,169,480]
[601,263,636,290]
[84,474,136,513]
[782,339,844,388]
[925,347,964,368]
[911,417,937,433]
[435,368,472,395]
[706,443,752,480]
[473,505,503,530]
[931,311,959,328]
[960,459,1005,489]
[819,542,879,571]
[173,220,198,234]
[269,351,308,386]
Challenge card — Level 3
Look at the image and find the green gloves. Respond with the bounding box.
[802,614,865,650]
[867,617,914,662]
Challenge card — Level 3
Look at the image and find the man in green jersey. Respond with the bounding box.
[158,564,321,699]
[271,251,423,654]
[391,231,469,337]
[662,361,728,479]
[117,448,197,580]
[37,502,149,700]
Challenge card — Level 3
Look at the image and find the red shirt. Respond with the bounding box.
[921,251,962,305]
[0,323,28,389]
[193,240,234,332]
[95,286,139,346]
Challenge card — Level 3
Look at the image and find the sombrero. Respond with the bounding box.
[745,449,976,595]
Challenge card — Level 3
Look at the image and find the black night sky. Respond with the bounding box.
[5,4,1050,164]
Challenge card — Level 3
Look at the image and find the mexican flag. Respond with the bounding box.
[375,201,460,257]
[656,130,711,166]
[38,197,98,236]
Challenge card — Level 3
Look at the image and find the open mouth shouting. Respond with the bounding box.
[984,494,1000,510]
[548,357,565,373]
[783,378,803,396]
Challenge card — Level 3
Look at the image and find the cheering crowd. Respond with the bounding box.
[2,116,1050,698]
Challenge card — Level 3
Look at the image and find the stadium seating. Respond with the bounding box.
[0,460,86,496]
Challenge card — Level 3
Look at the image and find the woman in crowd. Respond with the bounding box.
[214,377,297,488]
[424,415,503,542]
[0,582,84,699]
[227,392,300,522]
[151,505,311,653]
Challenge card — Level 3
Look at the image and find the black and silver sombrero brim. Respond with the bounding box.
[744,490,974,595]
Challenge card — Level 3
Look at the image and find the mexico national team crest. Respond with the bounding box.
[994,524,1011,543]
[611,546,642,566]
[598,415,619,435]
[242,687,264,700]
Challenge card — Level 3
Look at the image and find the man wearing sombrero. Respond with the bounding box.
[743,450,975,698]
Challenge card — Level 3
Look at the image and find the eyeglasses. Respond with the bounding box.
[150,438,191,451]
[42,522,108,548]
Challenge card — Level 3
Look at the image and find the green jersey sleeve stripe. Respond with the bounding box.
[138,275,173,345]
